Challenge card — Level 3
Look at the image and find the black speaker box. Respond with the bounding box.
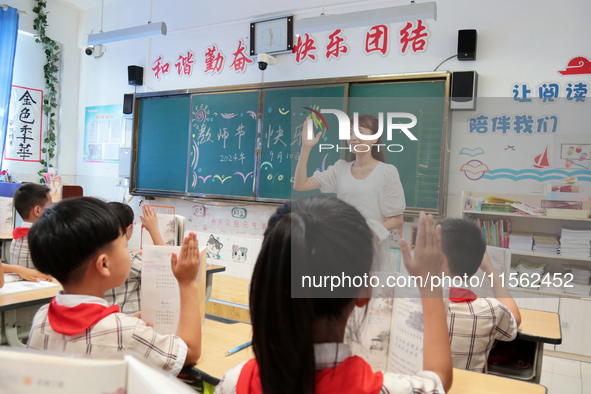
[123,94,134,115]
[451,71,478,110]
[457,30,477,61]
[128,65,143,86]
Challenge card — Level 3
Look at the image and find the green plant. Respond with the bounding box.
[32,0,59,183]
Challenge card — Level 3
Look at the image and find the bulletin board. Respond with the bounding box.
[84,104,125,163]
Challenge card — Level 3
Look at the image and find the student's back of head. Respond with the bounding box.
[439,218,486,277]
[13,183,51,220]
[107,201,134,233]
[250,195,373,394]
[28,197,122,285]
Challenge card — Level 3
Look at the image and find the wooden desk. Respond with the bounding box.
[0,281,62,347]
[488,308,561,384]
[185,319,547,393]
[205,275,250,323]
[182,317,253,386]
[450,368,546,394]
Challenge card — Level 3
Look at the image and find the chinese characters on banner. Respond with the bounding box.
[84,105,125,163]
[5,86,42,162]
[151,21,432,79]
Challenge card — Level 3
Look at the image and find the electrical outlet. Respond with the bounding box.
[531,183,544,193]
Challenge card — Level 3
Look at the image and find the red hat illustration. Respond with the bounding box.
[559,57,591,75]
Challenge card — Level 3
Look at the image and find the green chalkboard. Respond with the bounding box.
[347,81,447,211]
[135,95,191,193]
[188,91,259,199]
[258,85,346,201]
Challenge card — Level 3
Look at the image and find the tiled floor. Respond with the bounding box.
[540,355,591,393]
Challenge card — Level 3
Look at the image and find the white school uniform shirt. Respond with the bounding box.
[313,160,406,272]
[214,343,444,394]
[27,292,187,376]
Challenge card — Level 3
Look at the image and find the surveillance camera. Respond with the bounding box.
[85,44,105,58]
[257,53,277,71]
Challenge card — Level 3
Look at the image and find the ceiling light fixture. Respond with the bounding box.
[87,0,167,46]
[294,1,436,33]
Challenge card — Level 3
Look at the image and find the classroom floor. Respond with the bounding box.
[541,355,591,393]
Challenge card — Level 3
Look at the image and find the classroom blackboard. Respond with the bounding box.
[348,80,447,211]
[258,85,346,201]
[188,91,259,199]
[131,74,450,214]
[134,95,191,193]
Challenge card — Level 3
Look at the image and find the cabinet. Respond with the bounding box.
[461,191,591,357]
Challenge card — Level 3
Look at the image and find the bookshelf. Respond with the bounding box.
[461,191,591,357]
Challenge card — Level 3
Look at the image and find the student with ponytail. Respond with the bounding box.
[294,115,405,272]
[215,195,452,394]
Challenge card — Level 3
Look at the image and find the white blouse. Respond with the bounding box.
[313,160,406,271]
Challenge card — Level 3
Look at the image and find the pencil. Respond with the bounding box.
[225,340,252,356]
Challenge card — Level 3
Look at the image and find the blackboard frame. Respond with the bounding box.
[130,72,451,216]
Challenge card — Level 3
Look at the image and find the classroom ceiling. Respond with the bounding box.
[57,0,118,10]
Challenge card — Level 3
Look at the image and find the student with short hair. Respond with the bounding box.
[215,196,452,394]
[104,202,164,314]
[26,197,202,375]
[440,218,521,373]
[3,183,52,282]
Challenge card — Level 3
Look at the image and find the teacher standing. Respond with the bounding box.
[294,114,405,272]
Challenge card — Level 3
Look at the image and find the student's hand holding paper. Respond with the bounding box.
[171,232,202,365]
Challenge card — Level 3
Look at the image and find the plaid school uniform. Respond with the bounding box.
[447,288,517,372]
[27,292,187,376]
[10,222,34,268]
[104,251,142,314]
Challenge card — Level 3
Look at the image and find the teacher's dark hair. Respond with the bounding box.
[250,195,373,394]
[350,114,387,163]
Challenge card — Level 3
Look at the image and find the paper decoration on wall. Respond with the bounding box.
[480,168,591,182]
[83,105,125,163]
[5,86,42,162]
[459,147,484,157]
[504,146,516,151]
[562,143,591,169]
[460,160,489,181]
[559,57,591,75]
[532,146,550,169]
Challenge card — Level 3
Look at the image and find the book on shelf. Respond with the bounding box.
[508,231,533,252]
[511,202,544,216]
[345,284,449,375]
[471,218,511,248]
[532,233,559,255]
[0,349,195,394]
[541,200,583,210]
[546,192,589,202]
[545,208,590,219]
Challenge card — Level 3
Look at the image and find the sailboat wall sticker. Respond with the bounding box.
[533,146,550,169]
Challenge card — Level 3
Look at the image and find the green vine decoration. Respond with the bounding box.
[32,1,59,183]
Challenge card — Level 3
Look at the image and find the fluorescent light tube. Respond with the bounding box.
[294,2,436,33]
[88,22,167,45]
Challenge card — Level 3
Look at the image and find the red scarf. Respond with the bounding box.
[236,356,383,394]
[12,226,30,240]
[47,298,121,335]
[449,287,478,303]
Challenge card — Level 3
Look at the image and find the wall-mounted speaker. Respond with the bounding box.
[457,29,477,61]
[451,71,478,110]
[128,65,143,86]
[123,94,134,115]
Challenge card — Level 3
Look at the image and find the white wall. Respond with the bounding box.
[6,0,80,185]
[8,0,591,232]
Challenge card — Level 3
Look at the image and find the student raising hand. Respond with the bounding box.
[400,212,453,392]
[140,203,165,246]
[171,232,202,365]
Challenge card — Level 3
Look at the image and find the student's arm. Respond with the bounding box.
[480,251,522,327]
[382,215,403,231]
[400,212,452,392]
[171,232,201,365]
[2,264,52,282]
[0,263,4,288]
[293,117,321,191]
[140,203,165,246]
